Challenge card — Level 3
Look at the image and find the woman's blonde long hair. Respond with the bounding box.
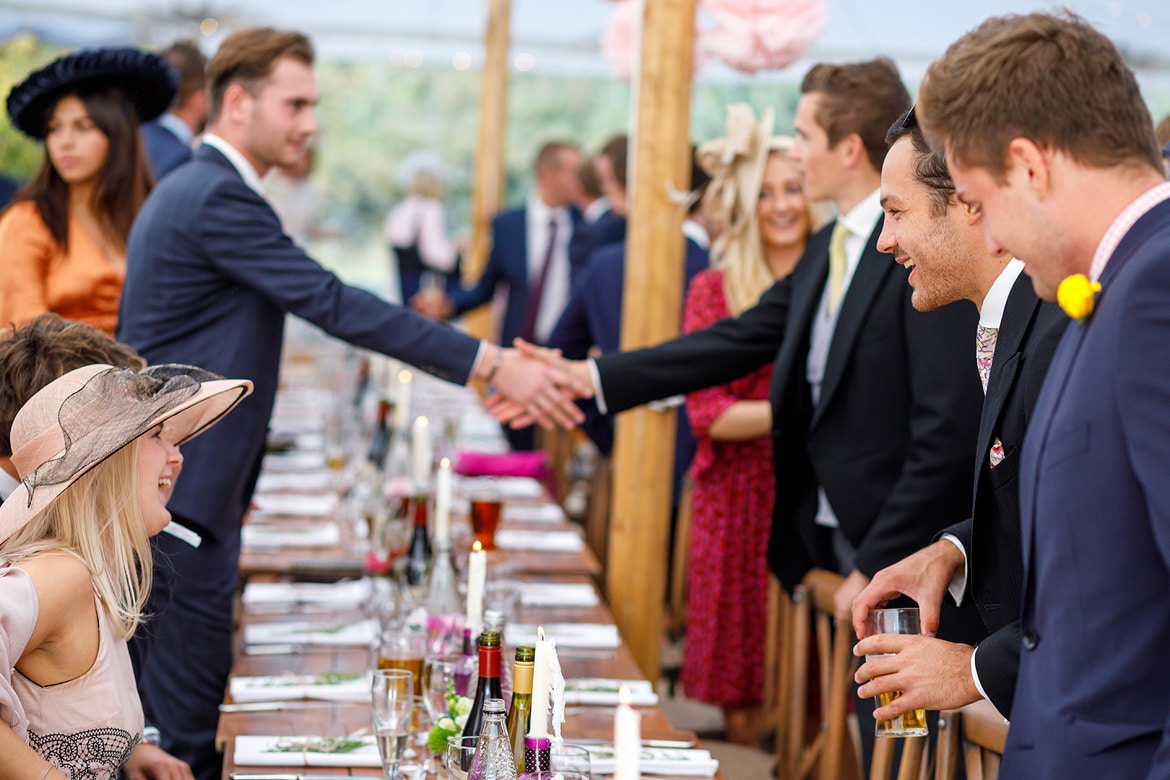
[1,440,151,639]
[700,105,832,315]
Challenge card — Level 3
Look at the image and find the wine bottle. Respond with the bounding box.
[366,397,393,469]
[404,492,432,588]
[466,698,517,779]
[484,609,512,702]
[506,646,535,771]
[353,354,371,408]
[461,629,503,742]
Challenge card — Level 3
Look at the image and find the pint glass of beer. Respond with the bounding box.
[866,607,929,737]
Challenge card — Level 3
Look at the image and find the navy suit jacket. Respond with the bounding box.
[118,144,480,541]
[938,274,1067,717]
[451,205,581,346]
[593,220,983,590]
[141,119,192,180]
[1003,198,1170,779]
[546,235,708,504]
[568,209,626,276]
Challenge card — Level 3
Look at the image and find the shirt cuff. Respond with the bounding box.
[941,533,969,606]
[470,340,490,382]
[587,358,608,415]
[970,644,991,703]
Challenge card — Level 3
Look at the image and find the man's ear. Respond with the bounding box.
[1005,137,1052,199]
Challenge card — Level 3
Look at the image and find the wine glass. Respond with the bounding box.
[551,743,592,774]
[445,735,479,780]
[422,653,460,721]
[371,668,414,779]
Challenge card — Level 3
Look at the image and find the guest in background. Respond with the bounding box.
[1156,114,1170,178]
[575,153,608,224]
[141,40,207,180]
[681,109,830,745]
[546,145,713,501]
[569,134,628,274]
[412,140,583,450]
[0,48,173,337]
[0,362,249,780]
[0,174,19,208]
[383,151,461,303]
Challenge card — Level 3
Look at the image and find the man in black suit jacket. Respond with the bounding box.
[141,39,207,179]
[119,29,586,780]
[850,108,1066,721]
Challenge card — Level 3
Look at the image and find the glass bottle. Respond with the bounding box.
[453,627,477,697]
[506,646,535,771]
[423,540,461,649]
[461,629,503,742]
[484,610,512,701]
[467,698,517,780]
[404,492,432,588]
[366,397,394,469]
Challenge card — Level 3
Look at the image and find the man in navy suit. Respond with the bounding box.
[118,28,586,780]
[141,39,207,180]
[568,135,628,275]
[413,141,582,449]
[850,107,1066,723]
[917,13,1170,778]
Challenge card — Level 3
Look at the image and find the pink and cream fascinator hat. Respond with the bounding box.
[0,364,252,543]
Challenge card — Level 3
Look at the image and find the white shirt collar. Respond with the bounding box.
[201,133,266,197]
[682,219,710,250]
[0,468,19,503]
[157,112,194,147]
[979,259,1025,329]
[839,189,883,239]
[527,192,566,226]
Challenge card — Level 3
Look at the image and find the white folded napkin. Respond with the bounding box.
[520,583,599,607]
[233,735,380,767]
[506,623,620,649]
[241,579,368,607]
[456,476,544,499]
[252,493,338,517]
[255,471,332,493]
[244,617,378,647]
[262,451,326,472]
[493,530,584,552]
[229,672,370,703]
[503,504,566,523]
[563,678,658,706]
[241,523,340,549]
[586,746,720,777]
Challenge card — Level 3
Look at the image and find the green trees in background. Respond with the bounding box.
[0,35,65,184]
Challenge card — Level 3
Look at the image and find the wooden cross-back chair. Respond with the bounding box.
[777,567,930,780]
[934,700,1009,780]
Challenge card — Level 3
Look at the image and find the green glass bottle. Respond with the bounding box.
[506,646,535,770]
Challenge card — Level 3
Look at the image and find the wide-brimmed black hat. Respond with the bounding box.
[6,47,177,139]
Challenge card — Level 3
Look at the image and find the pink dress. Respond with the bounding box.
[0,563,144,779]
[679,269,776,708]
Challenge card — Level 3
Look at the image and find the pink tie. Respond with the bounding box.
[976,324,1006,467]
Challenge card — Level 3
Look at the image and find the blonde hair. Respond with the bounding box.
[717,140,831,315]
[410,169,445,200]
[1,441,151,639]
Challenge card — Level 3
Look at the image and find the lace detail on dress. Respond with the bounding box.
[29,726,139,780]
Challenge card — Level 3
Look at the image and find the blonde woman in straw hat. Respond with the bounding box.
[680,104,831,745]
[0,364,251,780]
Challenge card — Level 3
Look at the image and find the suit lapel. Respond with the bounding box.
[813,225,889,428]
[772,228,830,397]
[976,275,1039,468]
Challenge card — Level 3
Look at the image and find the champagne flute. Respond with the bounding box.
[372,668,414,779]
[422,653,460,720]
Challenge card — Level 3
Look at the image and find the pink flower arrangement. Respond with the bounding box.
[601,0,707,81]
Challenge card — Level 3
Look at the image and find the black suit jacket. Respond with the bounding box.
[595,219,983,591]
[939,273,1067,717]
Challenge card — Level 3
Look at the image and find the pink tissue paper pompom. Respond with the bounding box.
[602,0,708,82]
[700,0,830,74]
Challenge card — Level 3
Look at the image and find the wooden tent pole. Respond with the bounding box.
[606,0,697,680]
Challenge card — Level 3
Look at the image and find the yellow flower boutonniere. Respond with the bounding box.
[1057,274,1102,323]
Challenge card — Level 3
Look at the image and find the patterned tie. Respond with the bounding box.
[976,324,1006,467]
[826,221,850,315]
[520,218,559,342]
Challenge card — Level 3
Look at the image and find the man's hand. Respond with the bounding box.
[410,288,453,320]
[851,540,965,640]
[477,345,592,430]
[854,634,980,719]
[834,569,871,620]
[122,743,195,780]
[485,339,595,429]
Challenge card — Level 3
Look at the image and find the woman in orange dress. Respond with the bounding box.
[680,105,831,745]
[0,49,175,337]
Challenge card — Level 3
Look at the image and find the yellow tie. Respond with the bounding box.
[827,221,850,314]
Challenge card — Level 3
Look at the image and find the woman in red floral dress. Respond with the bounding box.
[680,106,830,745]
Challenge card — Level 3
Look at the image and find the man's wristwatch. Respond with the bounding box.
[142,725,162,746]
